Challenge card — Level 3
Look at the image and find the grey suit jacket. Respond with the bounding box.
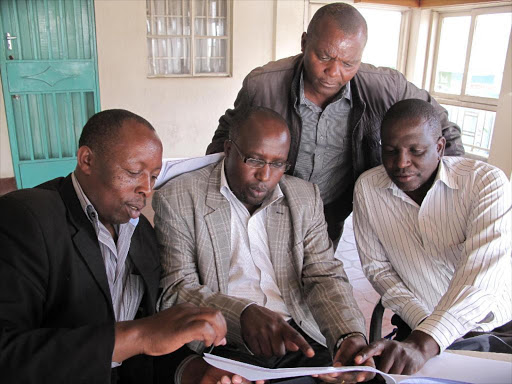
[153,162,365,354]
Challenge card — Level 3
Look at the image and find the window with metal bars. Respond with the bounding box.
[146,0,231,77]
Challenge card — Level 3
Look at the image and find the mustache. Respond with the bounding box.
[127,198,146,210]
[249,183,268,193]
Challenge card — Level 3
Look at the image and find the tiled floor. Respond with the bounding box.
[334,214,394,338]
[143,199,393,338]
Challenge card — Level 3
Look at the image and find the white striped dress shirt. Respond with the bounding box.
[220,161,291,319]
[72,174,144,365]
[353,157,512,351]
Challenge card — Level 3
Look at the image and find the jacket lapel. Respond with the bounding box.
[60,176,114,312]
[204,164,232,293]
[128,229,159,315]
[266,198,292,290]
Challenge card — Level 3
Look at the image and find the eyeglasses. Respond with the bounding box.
[229,140,291,171]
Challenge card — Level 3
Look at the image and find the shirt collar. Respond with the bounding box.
[219,159,284,214]
[71,172,139,229]
[298,71,352,110]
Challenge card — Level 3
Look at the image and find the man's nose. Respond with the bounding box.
[324,60,343,79]
[255,164,271,182]
[136,174,153,196]
[396,151,411,169]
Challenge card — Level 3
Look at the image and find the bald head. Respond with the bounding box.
[229,106,290,146]
[307,3,367,45]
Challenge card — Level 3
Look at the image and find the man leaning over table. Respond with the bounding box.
[0,109,254,384]
[206,2,464,244]
[153,106,376,383]
[353,99,512,375]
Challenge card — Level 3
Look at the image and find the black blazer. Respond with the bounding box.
[0,175,161,384]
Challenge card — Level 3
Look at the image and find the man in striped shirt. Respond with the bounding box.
[352,99,511,374]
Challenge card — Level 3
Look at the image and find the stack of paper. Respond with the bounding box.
[203,352,512,384]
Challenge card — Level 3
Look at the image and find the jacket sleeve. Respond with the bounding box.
[0,196,114,384]
[153,187,254,351]
[301,184,367,352]
[206,75,252,155]
[395,72,465,156]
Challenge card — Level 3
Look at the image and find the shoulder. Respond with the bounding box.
[355,63,404,84]
[156,163,216,196]
[442,157,509,189]
[355,165,388,191]
[279,175,320,205]
[0,183,66,219]
[245,55,301,84]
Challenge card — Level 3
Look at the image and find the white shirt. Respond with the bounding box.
[72,174,144,366]
[353,157,512,351]
[220,161,291,319]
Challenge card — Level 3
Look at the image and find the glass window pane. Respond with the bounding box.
[195,0,206,17]
[466,13,512,98]
[195,17,206,35]
[208,18,225,36]
[434,16,471,95]
[357,8,402,69]
[442,104,495,158]
[195,38,227,73]
[209,0,227,18]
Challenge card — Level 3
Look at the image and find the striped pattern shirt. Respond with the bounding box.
[293,73,353,205]
[353,157,512,351]
[72,174,144,358]
[219,161,291,320]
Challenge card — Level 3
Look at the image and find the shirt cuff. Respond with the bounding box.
[415,310,468,351]
[399,300,431,330]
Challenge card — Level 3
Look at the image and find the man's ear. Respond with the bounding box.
[301,32,307,53]
[437,136,446,159]
[76,146,94,175]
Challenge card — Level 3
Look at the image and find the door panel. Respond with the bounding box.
[0,0,100,188]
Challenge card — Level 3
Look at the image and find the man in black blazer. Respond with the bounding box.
[0,110,230,384]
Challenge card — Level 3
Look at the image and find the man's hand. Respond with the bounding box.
[315,335,375,383]
[240,304,314,358]
[182,357,265,384]
[113,303,227,362]
[354,330,440,375]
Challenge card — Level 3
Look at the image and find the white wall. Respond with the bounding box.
[94,0,277,159]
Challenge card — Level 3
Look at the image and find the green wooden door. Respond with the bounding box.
[0,0,100,188]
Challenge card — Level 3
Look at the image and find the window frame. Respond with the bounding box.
[146,0,233,78]
[427,4,511,159]
[429,5,512,110]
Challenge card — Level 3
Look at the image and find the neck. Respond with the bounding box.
[303,77,341,110]
[405,166,439,206]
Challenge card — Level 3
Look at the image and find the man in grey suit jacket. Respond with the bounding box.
[154,107,374,383]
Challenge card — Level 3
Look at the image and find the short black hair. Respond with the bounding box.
[78,109,155,155]
[307,3,367,43]
[381,99,441,140]
[229,106,289,142]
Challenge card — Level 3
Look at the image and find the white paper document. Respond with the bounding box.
[203,352,512,384]
[154,153,224,189]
